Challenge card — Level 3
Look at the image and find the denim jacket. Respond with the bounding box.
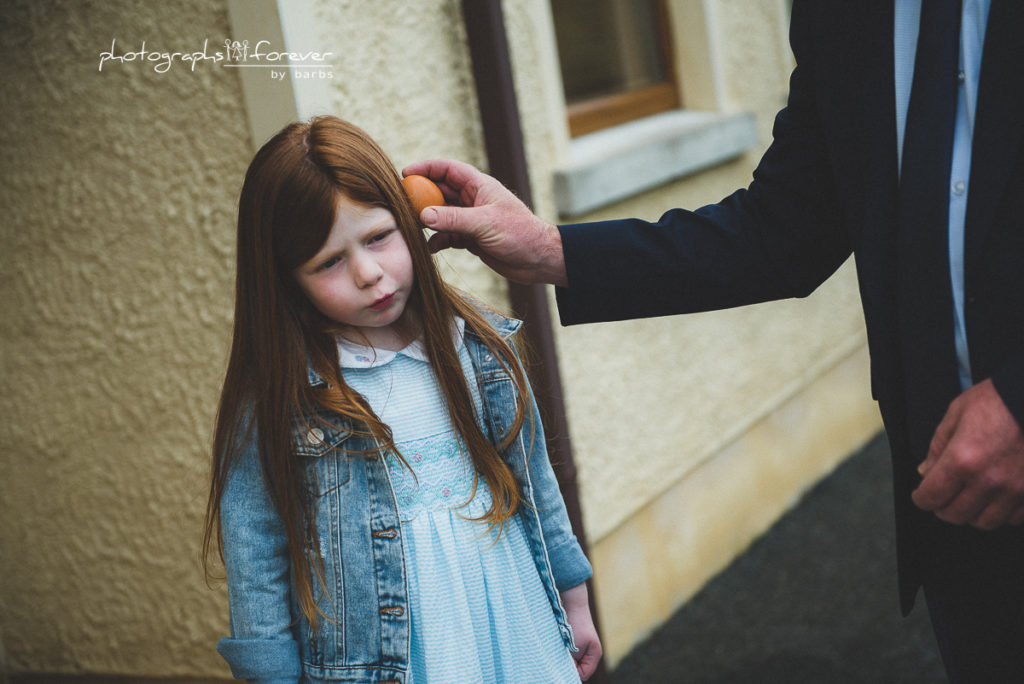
[217,308,592,683]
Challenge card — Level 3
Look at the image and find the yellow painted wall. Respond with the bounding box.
[0,0,880,677]
[0,0,250,677]
[0,0,265,677]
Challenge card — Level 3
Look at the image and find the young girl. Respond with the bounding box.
[202,116,601,683]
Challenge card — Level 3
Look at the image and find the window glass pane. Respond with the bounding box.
[552,0,668,105]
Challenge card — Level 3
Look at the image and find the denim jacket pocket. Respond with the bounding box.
[476,370,518,446]
[294,415,353,496]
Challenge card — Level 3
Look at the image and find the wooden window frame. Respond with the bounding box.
[564,0,680,137]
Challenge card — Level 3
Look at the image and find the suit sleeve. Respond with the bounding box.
[992,357,1024,431]
[556,0,853,326]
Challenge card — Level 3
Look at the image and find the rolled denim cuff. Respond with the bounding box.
[546,534,593,591]
[217,636,301,683]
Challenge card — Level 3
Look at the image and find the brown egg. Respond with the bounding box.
[402,174,444,216]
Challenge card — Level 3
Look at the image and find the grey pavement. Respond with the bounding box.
[611,432,948,684]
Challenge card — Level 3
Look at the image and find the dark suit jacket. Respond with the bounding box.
[556,0,1024,613]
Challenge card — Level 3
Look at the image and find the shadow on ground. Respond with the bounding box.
[611,433,947,684]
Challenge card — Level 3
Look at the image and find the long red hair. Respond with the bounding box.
[202,116,531,625]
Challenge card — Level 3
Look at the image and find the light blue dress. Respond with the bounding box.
[338,320,581,683]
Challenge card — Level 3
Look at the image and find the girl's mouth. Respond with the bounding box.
[369,293,395,311]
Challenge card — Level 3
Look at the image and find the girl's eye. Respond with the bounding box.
[318,256,342,271]
[369,228,395,245]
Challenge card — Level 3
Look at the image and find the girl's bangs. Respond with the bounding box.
[273,161,338,272]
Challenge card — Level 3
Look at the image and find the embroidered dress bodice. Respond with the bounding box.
[337,320,580,683]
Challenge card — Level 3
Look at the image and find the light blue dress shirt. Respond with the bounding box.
[894,0,991,390]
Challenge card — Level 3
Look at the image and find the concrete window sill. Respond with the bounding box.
[553,109,759,217]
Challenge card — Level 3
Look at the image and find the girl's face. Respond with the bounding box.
[293,194,415,350]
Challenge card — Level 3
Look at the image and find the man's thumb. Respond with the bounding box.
[421,205,479,236]
[419,206,441,228]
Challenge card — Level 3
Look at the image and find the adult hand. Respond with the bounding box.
[401,159,568,286]
[913,378,1024,530]
[559,582,603,681]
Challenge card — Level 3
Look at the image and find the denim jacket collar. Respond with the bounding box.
[304,307,522,388]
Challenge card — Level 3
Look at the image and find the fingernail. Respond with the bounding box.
[422,208,438,227]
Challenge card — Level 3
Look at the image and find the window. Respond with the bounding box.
[550,0,759,217]
[551,0,679,136]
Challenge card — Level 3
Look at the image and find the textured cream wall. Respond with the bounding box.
[0,0,879,678]
[0,0,250,677]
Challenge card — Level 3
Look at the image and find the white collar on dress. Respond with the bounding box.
[337,316,466,369]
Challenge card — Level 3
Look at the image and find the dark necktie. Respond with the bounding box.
[897,0,963,457]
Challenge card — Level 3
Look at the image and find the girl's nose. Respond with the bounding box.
[353,254,383,288]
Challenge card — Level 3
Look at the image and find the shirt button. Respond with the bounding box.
[307,427,325,444]
[957,70,965,84]
[952,180,966,195]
